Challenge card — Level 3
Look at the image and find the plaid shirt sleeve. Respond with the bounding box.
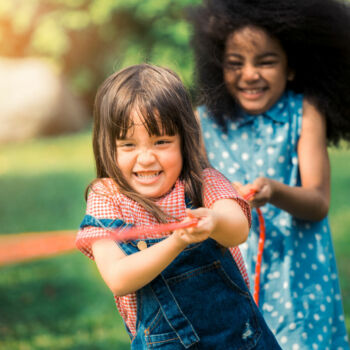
[75,179,139,336]
[76,179,123,260]
[202,168,251,288]
[202,168,251,227]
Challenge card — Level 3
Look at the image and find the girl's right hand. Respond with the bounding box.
[172,210,216,246]
[233,177,274,208]
[173,227,210,246]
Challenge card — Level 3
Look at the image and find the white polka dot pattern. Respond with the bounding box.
[198,91,349,349]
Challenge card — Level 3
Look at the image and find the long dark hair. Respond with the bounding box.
[189,0,350,145]
[90,63,207,222]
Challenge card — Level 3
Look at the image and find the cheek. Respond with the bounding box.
[223,70,234,84]
[223,71,237,93]
[271,71,289,93]
[269,66,289,85]
[116,153,132,173]
[165,149,182,176]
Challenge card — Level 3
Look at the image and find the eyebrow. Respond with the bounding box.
[257,52,279,59]
[225,52,280,59]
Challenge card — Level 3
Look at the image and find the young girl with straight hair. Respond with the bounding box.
[191,0,350,348]
[76,64,281,349]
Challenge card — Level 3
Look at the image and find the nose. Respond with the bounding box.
[241,64,260,81]
[137,149,157,165]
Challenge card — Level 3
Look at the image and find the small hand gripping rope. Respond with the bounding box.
[0,191,265,306]
[105,218,199,241]
[95,189,265,306]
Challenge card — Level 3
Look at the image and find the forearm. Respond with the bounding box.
[273,98,330,221]
[94,235,186,296]
[269,179,329,221]
[210,199,250,247]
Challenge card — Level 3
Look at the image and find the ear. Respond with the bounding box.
[287,69,295,81]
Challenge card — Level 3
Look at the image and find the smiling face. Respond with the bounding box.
[116,109,183,200]
[223,26,293,115]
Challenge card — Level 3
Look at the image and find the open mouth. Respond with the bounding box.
[134,171,162,179]
[238,87,267,94]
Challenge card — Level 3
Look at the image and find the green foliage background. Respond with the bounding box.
[0,0,201,106]
[0,132,349,348]
[0,0,349,348]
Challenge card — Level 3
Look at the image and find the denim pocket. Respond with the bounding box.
[146,331,184,349]
[144,308,183,349]
[165,261,262,349]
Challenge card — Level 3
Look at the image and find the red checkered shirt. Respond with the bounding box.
[76,167,251,336]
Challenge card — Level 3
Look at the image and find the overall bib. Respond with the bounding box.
[115,236,281,349]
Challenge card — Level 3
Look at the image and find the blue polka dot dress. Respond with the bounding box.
[198,91,349,349]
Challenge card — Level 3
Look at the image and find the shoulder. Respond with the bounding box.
[86,178,123,216]
[196,104,208,114]
[302,98,324,118]
[196,105,210,121]
[298,98,328,163]
[87,178,122,203]
[202,167,226,181]
[90,178,119,195]
[202,167,238,204]
[301,98,326,134]
[202,168,252,226]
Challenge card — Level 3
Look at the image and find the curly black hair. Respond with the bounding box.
[189,0,350,145]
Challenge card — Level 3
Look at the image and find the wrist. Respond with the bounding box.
[268,178,279,203]
[169,231,188,251]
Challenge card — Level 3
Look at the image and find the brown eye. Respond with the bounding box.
[155,138,172,146]
[259,60,277,66]
[224,61,242,70]
[117,142,135,149]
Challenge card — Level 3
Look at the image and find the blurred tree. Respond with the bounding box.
[0,0,201,108]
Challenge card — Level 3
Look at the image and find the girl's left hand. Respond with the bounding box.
[233,177,274,208]
[183,199,250,248]
[184,208,218,237]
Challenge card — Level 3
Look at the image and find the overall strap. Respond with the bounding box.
[150,275,200,349]
[79,214,132,230]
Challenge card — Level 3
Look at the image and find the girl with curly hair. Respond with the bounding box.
[191,0,350,348]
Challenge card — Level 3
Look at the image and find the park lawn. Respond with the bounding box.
[329,147,350,332]
[0,130,130,349]
[0,130,349,349]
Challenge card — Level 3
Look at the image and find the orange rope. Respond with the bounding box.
[0,220,198,266]
[77,218,198,248]
[0,230,76,266]
[0,193,265,306]
[253,207,265,306]
[243,189,266,306]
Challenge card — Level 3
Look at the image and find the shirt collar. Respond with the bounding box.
[233,93,289,126]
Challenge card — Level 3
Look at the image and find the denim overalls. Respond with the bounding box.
[81,216,281,350]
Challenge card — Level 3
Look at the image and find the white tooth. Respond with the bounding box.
[137,172,159,178]
[244,88,263,94]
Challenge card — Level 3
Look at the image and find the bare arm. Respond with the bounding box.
[92,199,249,296]
[92,234,189,296]
[269,100,330,220]
[234,99,330,221]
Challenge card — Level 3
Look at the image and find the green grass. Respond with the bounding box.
[0,129,130,349]
[329,147,350,333]
[0,254,130,350]
[0,130,95,234]
[0,130,349,348]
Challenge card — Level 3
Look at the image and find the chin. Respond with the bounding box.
[242,106,266,115]
[139,189,165,200]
